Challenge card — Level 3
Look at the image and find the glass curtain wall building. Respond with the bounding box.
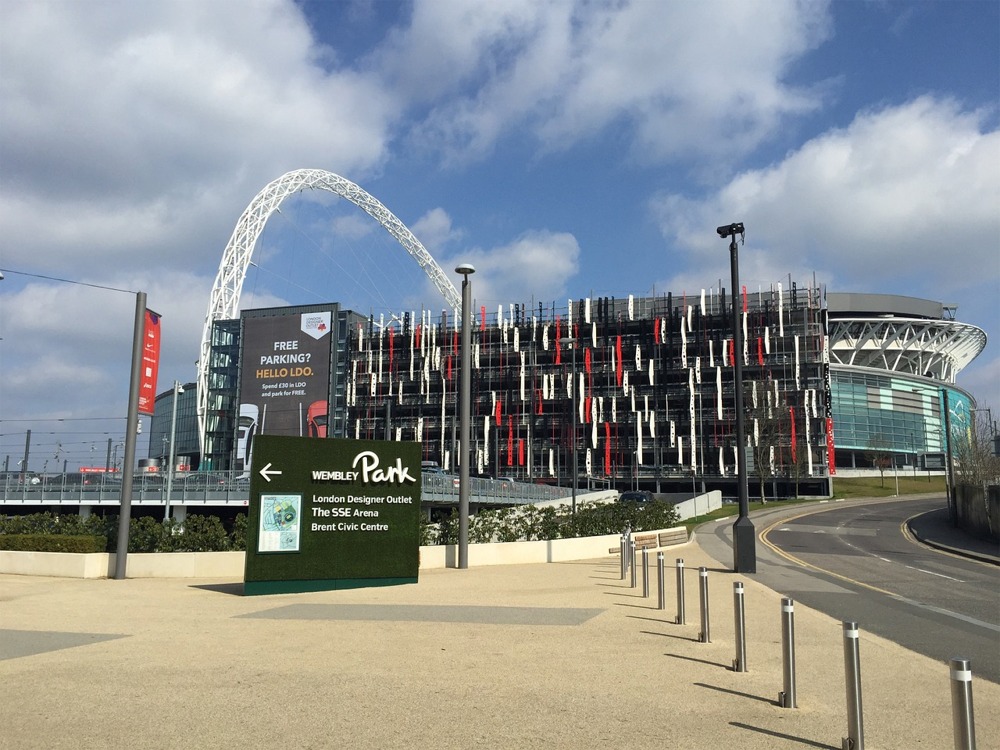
[148,383,199,469]
[827,293,985,469]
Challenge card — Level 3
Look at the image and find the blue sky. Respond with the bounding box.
[0,0,997,471]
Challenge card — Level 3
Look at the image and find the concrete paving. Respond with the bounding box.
[2,517,998,749]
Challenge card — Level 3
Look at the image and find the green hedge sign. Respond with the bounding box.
[244,435,421,595]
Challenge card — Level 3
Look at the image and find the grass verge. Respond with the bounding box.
[679,475,947,534]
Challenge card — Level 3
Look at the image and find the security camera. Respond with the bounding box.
[716,223,745,238]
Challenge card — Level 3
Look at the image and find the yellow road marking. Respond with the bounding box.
[758,504,903,598]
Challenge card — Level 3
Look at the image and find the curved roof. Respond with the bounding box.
[826,293,955,320]
[828,315,986,383]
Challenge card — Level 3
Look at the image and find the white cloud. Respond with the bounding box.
[0,0,395,276]
[438,230,581,307]
[331,214,376,241]
[392,0,831,165]
[652,97,1000,294]
[0,270,213,418]
[410,208,464,254]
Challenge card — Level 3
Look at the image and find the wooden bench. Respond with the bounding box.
[609,531,678,554]
[658,528,689,548]
[634,534,658,550]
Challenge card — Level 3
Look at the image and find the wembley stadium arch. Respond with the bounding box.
[196,169,462,452]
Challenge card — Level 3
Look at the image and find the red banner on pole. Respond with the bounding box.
[789,407,797,462]
[826,417,837,475]
[137,309,161,415]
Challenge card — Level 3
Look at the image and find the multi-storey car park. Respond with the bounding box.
[182,281,831,499]
[170,286,984,502]
[342,283,832,498]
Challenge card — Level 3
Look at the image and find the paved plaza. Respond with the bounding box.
[2,528,997,749]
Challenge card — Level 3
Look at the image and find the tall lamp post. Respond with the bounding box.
[456,263,475,569]
[164,381,184,520]
[718,222,756,573]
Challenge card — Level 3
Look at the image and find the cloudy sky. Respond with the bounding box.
[1,0,997,472]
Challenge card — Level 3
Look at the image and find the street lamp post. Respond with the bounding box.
[114,290,147,580]
[456,263,475,569]
[718,222,756,573]
[164,381,184,520]
[1,268,147,579]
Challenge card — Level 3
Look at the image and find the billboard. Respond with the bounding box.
[244,435,421,595]
[237,309,334,472]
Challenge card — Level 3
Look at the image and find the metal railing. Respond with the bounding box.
[0,471,570,508]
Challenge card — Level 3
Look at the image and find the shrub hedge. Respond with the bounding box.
[0,512,245,553]
[422,499,680,546]
[1,499,679,553]
[0,534,107,553]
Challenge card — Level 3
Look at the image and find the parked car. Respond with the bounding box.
[421,461,445,474]
[618,490,654,504]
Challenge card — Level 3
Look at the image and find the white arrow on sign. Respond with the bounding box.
[259,462,283,483]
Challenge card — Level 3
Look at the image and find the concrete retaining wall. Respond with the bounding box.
[955,483,1000,541]
[0,526,691,579]
[671,491,722,521]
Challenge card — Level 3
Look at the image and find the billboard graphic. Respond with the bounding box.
[237,310,333,471]
[138,309,161,415]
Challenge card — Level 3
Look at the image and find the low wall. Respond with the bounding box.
[531,488,617,508]
[671,491,722,521]
[0,526,691,579]
[0,551,110,578]
[955,483,1000,541]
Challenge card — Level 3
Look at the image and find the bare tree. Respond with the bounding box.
[788,439,809,499]
[745,379,784,504]
[867,434,894,488]
[953,406,1000,488]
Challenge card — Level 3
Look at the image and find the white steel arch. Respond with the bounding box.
[196,169,461,453]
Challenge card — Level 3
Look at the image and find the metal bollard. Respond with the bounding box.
[778,597,796,708]
[642,547,650,597]
[949,657,976,750]
[630,541,637,588]
[675,559,686,624]
[620,536,627,580]
[657,552,666,610]
[698,566,710,643]
[841,621,865,750]
[732,581,747,672]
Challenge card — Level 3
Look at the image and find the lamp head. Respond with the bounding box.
[716,222,745,238]
[455,263,476,276]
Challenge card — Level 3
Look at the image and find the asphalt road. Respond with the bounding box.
[698,496,1000,684]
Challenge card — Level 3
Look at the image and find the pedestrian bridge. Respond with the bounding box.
[0,471,573,513]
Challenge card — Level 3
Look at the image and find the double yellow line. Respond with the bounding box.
[757,502,902,598]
